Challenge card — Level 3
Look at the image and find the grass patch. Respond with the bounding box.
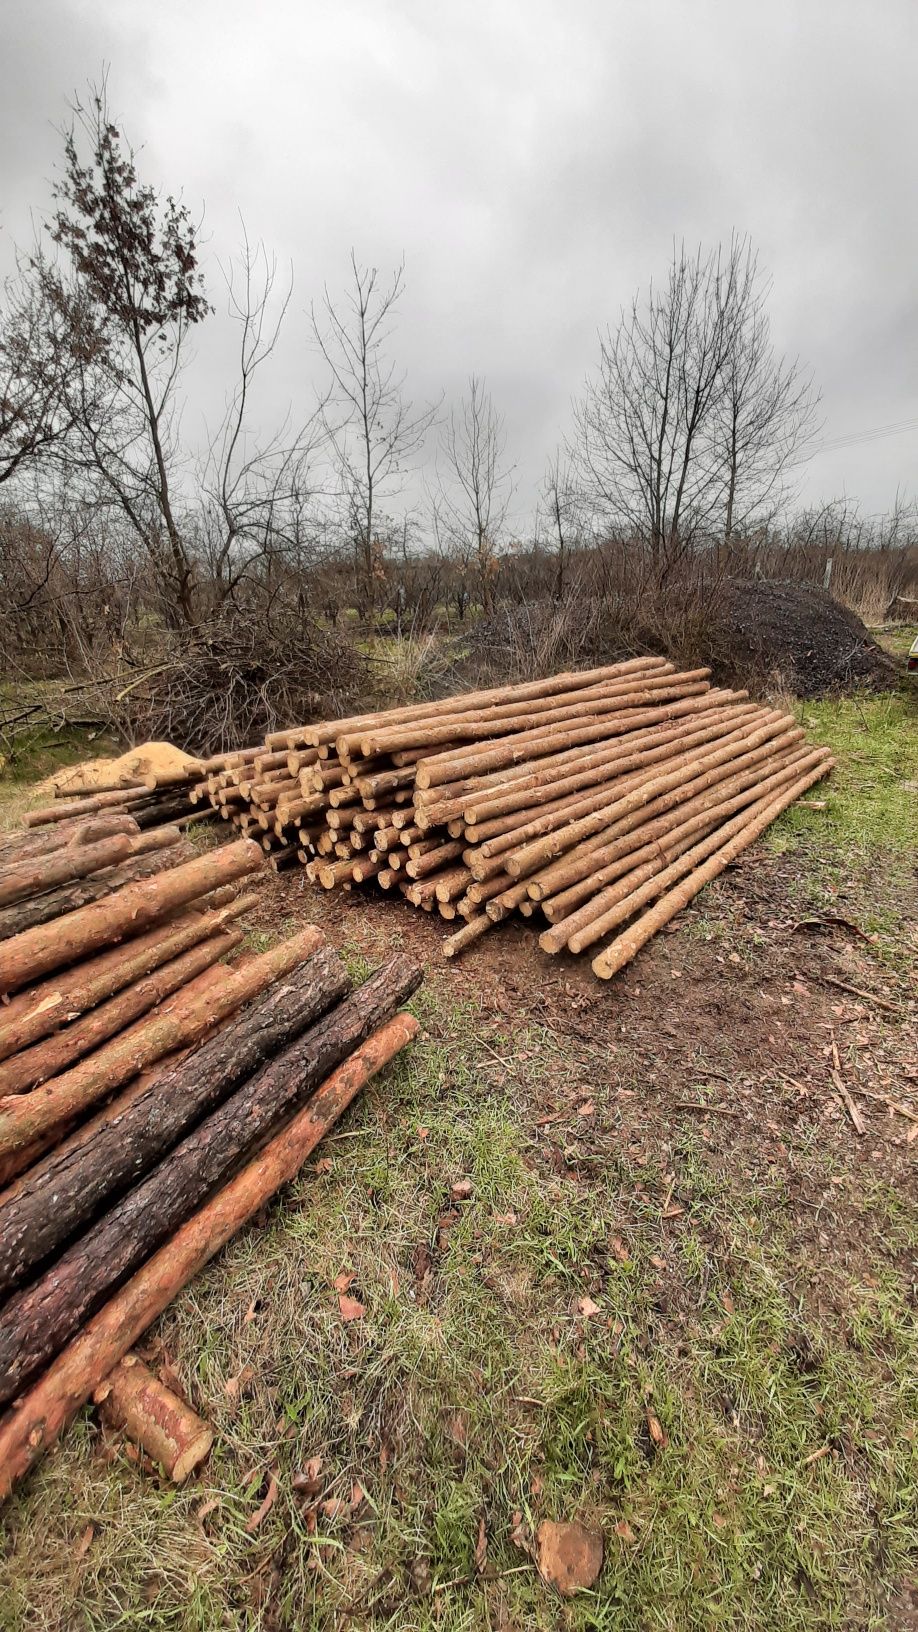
[1,992,915,1629]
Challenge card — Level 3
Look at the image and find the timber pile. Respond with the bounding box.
[197,657,834,979]
[0,812,422,1499]
[23,748,251,837]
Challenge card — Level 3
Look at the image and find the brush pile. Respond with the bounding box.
[198,656,834,978]
[0,816,421,1500]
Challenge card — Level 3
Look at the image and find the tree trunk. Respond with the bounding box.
[0,839,192,947]
[0,1011,419,1501]
[0,938,347,1298]
[94,1353,213,1482]
[0,928,245,1095]
[0,954,421,1405]
[0,827,181,911]
[0,838,263,995]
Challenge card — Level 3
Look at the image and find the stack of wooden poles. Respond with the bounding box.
[24,747,262,839]
[197,657,834,979]
[0,817,421,1500]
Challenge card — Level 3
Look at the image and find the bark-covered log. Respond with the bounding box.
[0,924,323,1156]
[0,1011,419,1501]
[0,928,244,1094]
[0,954,421,1405]
[0,839,192,947]
[0,939,346,1293]
[0,837,263,995]
[94,1353,213,1481]
[0,815,140,864]
[0,896,256,1067]
[0,827,182,911]
[0,970,230,1196]
[25,791,149,826]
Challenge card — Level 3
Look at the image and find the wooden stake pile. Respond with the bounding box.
[0,813,421,1500]
[197,657,834,978]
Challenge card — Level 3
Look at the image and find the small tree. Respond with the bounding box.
[435,375,512,615]
[574,238,816,580]
[0,251,89,487]
[540,451,579,599]
[312,254,435,616]
[49,84,210,625]
[200,236,323,610]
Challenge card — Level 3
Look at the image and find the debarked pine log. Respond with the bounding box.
[0,940,348,1295]
[0,838,264,994]
[0,1011,420,1501]
[94,1353,213,1482]
[590,757,835,978]
[0,895,258,1064]
[0,924,324,1157]
[0,955,421,1405]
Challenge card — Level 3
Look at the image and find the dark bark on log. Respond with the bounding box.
[0,953,421,1405]
[0,941,348,1294]
[0,841,191,946]
[0,1011,419,1501]
[0,838,262,995]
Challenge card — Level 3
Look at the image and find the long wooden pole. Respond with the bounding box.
[0,838,264,995]
[0,1011,418,1502]
[591,758,835,979]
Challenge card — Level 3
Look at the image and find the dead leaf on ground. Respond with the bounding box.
[196,1497,221,1526]
[611,1236,630,1264]
[321,1497,349,1520]
[292,1456,323,1496]
[450,1178,474,1200]
[614,1518,637,1543]
[245,1473,278,1534]
[645,1406,669,1449]
[536,1519,604,1596]
[333,1271,355,1293]
[338,1293,366,1322]
[224,1363,255,1400]
[475,1513,488,1573]
[577,1295,601,1319]
[74,1524,95,1560]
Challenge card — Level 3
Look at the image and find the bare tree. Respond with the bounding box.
[573,238,816,580]
[435,375,512,614]
[200,236,323,609]
[540,450,579,599]
[48,83,210,625]
[0,251,90,487]
[718,245,818,549]
[312,254,435,613]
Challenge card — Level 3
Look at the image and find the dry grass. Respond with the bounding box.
[0,701,915,1630]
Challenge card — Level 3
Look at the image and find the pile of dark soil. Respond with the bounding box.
[710,579,898,698]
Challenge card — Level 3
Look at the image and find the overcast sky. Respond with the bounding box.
[2,0,916,532]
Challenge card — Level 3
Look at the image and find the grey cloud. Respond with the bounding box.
[1,0,915,525]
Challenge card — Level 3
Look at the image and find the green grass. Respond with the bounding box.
[2,996,916,1630]
[0,694,915,1629]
